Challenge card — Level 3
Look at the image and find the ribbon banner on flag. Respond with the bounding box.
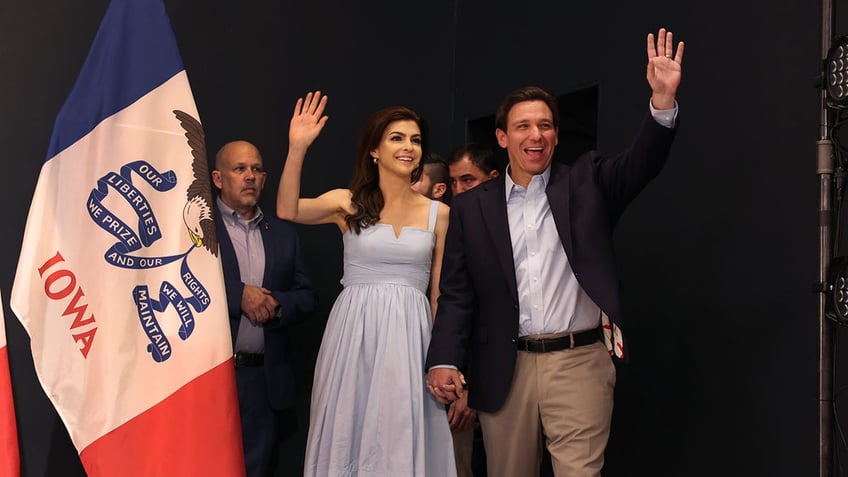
[11,0,244,474]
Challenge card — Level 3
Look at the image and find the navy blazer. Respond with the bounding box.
[425,113,677,413]
[216,210,316,410]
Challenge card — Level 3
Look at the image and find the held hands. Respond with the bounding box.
[289,91,329,153]
[646,28,685,110]
[241,285,280,325]
[426,367,466,404]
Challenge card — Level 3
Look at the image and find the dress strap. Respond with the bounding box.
[427,200,439,232]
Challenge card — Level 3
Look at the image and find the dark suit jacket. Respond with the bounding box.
[426,113,677,413]
[216,211,316,411]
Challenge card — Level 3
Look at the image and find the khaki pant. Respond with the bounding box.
[477,340,615,477]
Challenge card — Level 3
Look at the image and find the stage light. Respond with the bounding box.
[827,256,848,324]
[826,36,848,108]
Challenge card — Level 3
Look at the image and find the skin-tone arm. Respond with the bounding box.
[277,91,352,229]
[428,202,450,319]
[646,28,685,110]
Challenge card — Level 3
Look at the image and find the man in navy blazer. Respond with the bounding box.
[426,29,684,477]
[213,140,316,477]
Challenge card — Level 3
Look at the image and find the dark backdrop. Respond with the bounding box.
[0,0,832,475]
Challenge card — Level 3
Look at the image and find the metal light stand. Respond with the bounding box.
[818,139,834,477]
[820,0,835,475]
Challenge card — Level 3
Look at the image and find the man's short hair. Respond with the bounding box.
[447,143,497,175]
[421,153,449,185]
[494,86,560,132]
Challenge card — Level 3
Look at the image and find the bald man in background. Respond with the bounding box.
[214,140,316,476]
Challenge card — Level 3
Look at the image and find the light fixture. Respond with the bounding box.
[827,256,848,324]
[826,36,848,108]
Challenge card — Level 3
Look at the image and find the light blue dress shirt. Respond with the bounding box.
[504,101,678,336]
[217,197,266,353]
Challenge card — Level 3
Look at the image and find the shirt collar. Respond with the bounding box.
[216,196,264,226]
[504,163,552,200]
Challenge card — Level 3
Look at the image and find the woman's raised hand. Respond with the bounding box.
[289,91,329,152]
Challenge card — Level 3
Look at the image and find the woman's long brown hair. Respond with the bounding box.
[344,106,426,234]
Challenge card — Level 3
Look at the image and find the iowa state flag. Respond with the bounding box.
[10,0,245,474]
[0,290,20,477]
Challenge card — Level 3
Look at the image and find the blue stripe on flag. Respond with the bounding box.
[46,0,185,159]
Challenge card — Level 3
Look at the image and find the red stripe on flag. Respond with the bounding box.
[0,346,20,477]
[79,360,245,476]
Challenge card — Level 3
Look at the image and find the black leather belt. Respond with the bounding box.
[515,329,600,353]
[233,352,264,367]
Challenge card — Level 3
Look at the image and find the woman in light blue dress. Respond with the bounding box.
[276,91,456,477]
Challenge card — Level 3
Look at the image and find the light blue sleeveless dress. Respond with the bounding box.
[304,200,456,477]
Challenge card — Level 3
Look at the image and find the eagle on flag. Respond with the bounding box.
[175,109,218,258]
